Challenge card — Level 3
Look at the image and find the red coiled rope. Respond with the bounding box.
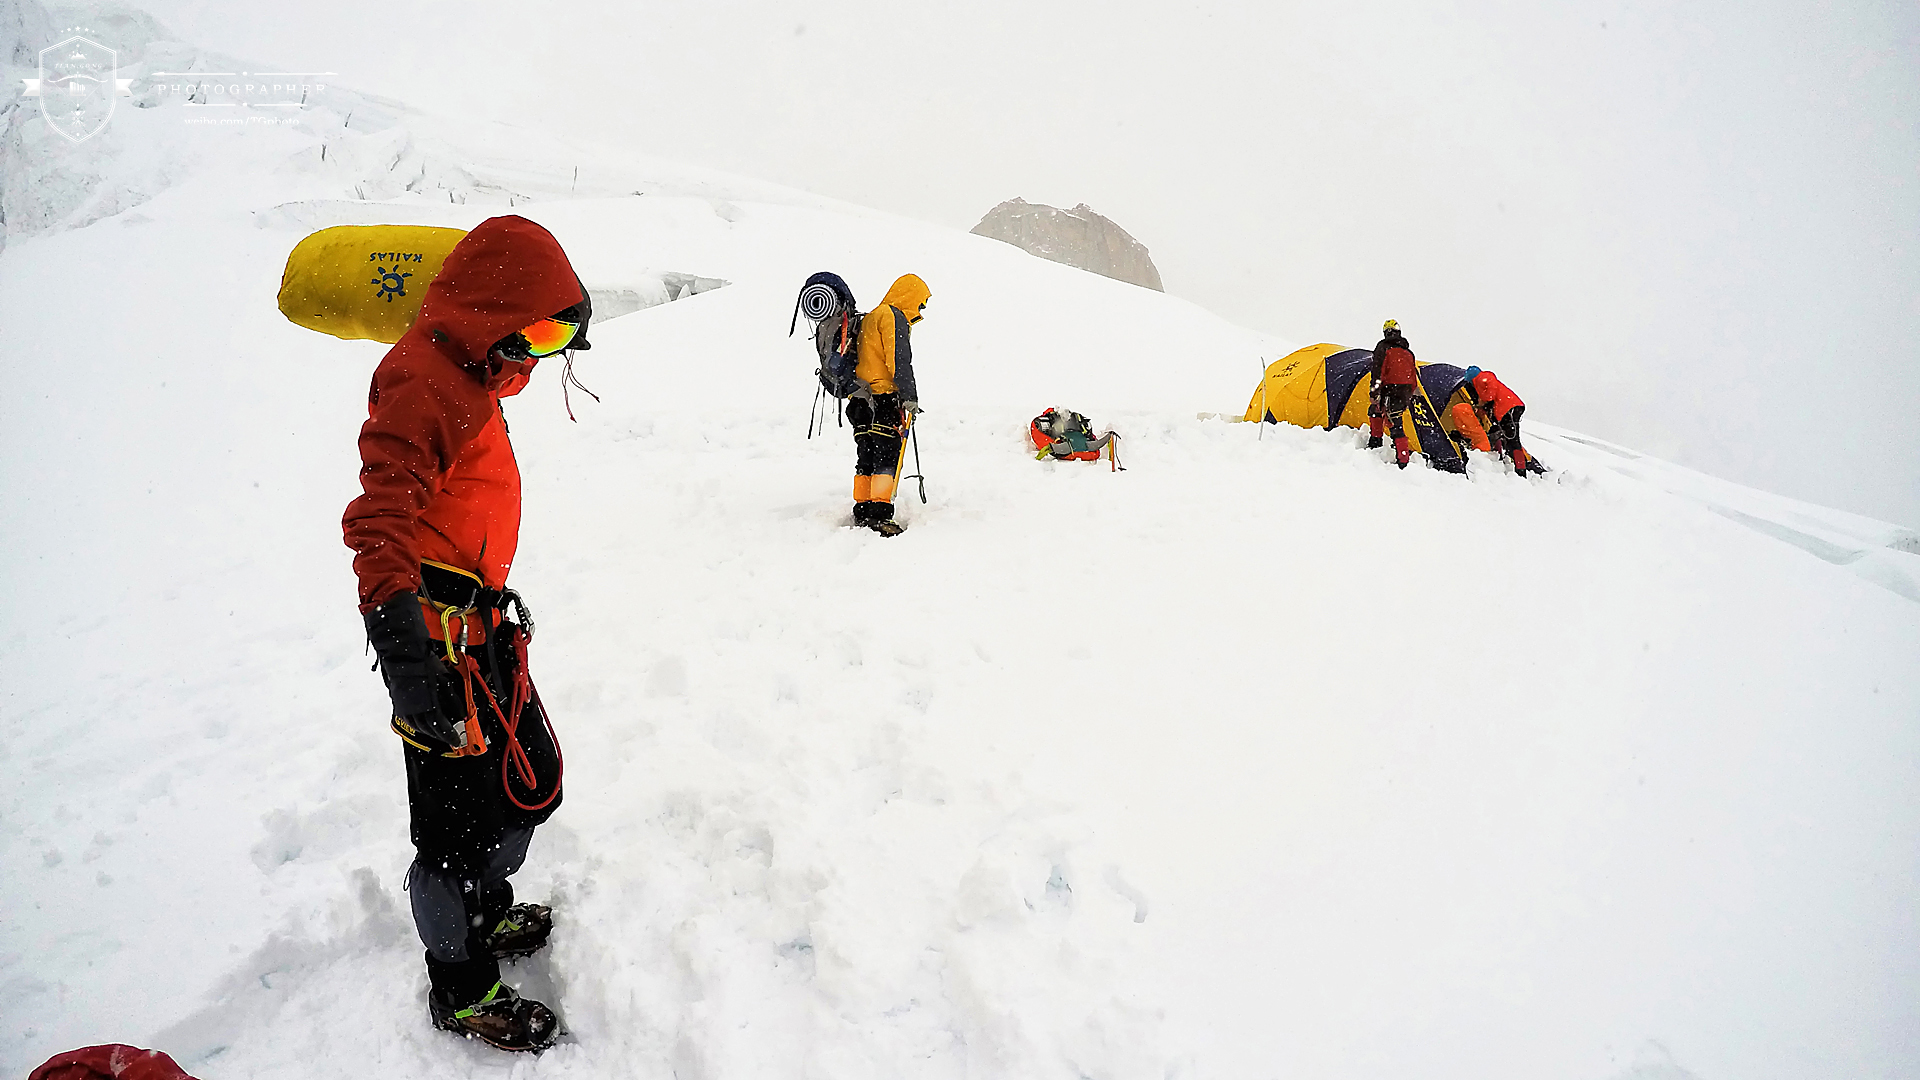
[456,624,562,811]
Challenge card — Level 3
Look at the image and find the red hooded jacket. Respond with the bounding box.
[1468,370,1525,420]
[342,216,584,611]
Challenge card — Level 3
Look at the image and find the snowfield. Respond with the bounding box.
[3,31,1918,1080]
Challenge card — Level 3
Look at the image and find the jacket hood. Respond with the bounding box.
[879,274,931,323]
[414,215,585,366]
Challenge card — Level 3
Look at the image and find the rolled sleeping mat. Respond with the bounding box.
[799,281,842,321]
[789,270,858,335]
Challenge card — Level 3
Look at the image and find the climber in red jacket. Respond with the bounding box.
[1368,319,1419,469]
[1462,366,1535,476]
[343,215,588,1051]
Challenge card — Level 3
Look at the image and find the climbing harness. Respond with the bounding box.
[402,563,563,812]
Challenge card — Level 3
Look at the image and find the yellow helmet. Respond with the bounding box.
[1383,319,1399,332]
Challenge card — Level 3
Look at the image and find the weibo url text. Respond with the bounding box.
[184,114,299,125]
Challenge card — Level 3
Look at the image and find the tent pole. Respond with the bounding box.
[1257,356,1267,440]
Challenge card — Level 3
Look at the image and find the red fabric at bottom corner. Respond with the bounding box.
[30,1045,199,1080]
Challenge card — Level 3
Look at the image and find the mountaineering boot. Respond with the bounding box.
[484,903,554,959]
[430,980,559,1052]
[1365,434,1383,450]
[866,519,905,537]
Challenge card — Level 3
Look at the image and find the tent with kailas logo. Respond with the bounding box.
[1242,343,1476,472]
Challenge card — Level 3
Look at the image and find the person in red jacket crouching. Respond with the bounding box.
[1462,365,1537,476]
[344,215,588,1051]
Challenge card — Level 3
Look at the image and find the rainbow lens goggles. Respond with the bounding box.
[518,317,581,357]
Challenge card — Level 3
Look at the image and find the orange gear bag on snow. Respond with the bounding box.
[1030,408,1124,470]
[1031,408,1101,461]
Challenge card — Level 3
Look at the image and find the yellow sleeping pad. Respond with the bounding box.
[276,224,469,343]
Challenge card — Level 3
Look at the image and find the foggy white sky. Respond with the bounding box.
[141,0,1920,525]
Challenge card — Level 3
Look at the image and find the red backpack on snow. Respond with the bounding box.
[1030,408,1124,471]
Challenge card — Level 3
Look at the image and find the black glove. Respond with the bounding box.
[390,706,467,754]
[364,592,461,749]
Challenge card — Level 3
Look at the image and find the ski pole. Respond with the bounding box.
[806,382,824,439]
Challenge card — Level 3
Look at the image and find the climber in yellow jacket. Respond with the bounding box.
[847,274,930,536]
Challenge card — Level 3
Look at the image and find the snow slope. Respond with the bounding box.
[3,35,1918,1080]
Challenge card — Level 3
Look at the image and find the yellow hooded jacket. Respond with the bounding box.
[855,274,930,399]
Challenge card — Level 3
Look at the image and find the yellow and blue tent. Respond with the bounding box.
[1243,343,1476,472]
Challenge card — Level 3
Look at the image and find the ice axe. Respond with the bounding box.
[903,423,928,503]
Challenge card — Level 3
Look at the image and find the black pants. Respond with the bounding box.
[402,625,561,1004]
[847,393,904,523]
[1369,383,1414,441]
[1490,405,1525,454]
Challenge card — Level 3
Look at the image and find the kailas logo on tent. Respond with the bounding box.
[24,35,132,143]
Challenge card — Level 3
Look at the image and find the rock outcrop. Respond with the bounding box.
[970,198,1164,291]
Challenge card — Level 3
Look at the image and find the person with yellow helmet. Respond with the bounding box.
[1368,319,1418,469]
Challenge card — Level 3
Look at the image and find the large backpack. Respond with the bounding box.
[792,272,872,437]
[1030,408,1124,471]
[1377,345,1418,386]
[813,311,868,400]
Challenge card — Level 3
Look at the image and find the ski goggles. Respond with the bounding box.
[517,316,581,357]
